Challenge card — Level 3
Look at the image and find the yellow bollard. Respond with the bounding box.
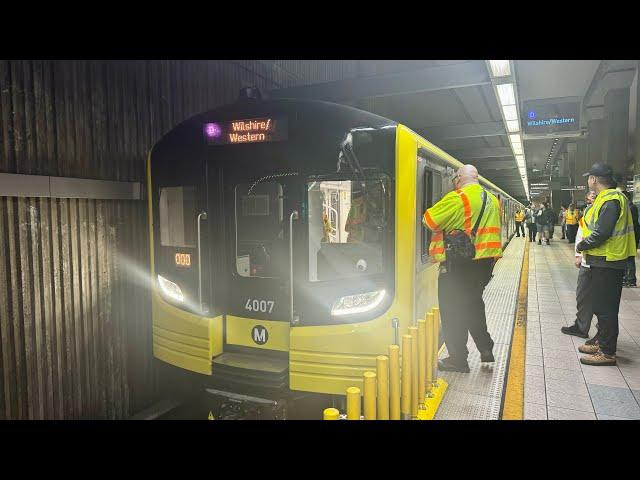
[363,371,377,420]
[346,387,361,420]
[409,326,419,418]
[425,312,434,395]
[401,334,412,420]
[376,356,389,420]
[432,307,440,386]
[389,345,401,420]
[417,319,427,405]
[323,408,340,420]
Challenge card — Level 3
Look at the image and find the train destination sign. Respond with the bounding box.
[203,117,288,145]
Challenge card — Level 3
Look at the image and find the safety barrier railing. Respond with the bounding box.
[323,307,448,420]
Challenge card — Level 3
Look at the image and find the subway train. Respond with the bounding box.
[147,91,523,418]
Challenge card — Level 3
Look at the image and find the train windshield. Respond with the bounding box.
[308,177,389,282]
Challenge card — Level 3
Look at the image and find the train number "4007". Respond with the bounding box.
[245,299,275,313]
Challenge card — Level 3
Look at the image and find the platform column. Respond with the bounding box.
[603,87,630,176]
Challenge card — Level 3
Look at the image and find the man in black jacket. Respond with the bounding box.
[623,190,640,287]
[575,164,636,366]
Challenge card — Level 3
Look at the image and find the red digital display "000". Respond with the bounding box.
[175,253,191,267]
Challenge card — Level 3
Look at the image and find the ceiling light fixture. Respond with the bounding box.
[506,120,520,133]
[487,60,528,198]
[489,60,511,77]
[497,83,516,106]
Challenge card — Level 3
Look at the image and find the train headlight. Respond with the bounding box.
[157,274,184,303]
[331,290,386,316]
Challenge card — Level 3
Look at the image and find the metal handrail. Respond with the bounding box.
[197,211,208,312]
[289,210,299,323]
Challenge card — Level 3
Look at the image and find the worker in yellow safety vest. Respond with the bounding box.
[562,191,597,340]
[574,163,636,366]
[514,209,525,237]
[422,164,502,373]
[565,203,579,243]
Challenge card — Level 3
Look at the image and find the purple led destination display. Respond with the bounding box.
[203,116,287,145]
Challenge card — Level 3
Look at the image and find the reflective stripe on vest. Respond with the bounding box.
[425,184,502,262]
[581,189,636,262]
[515,211,525,222]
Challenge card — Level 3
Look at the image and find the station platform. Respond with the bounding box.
[435,235,640,420]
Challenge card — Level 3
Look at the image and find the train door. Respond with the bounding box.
[218,168,304,355]
[415,149,442,320]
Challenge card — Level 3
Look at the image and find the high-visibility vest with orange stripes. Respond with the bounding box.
[515,211,525,222]
[565,210,578,225]
[423,183,503,263]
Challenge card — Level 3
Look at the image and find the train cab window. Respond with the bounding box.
[235,182,285,278]
[308,178,389,282]
[159,186,197,248]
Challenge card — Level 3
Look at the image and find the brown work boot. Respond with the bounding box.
[578,342,599,354]
[580,350,616,366]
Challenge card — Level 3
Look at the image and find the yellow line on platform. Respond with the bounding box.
[501,240,529,420]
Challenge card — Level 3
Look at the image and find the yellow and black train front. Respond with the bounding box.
[148,97,442,409]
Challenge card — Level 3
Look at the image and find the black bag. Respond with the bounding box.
[444,189,488,261]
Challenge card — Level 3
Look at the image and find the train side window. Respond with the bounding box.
[159,186,197,248]
[421,167,442,262]
[308,177,389,282]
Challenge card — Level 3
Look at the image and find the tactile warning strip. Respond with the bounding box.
[436,237,525,420]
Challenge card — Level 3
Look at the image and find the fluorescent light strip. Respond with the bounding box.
[496,83,516,106]
[506,120,520,133]
[488,60,529,199]
[502,105,518,121]
[489,60,511,77]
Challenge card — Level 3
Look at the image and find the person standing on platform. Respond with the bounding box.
[575,164,637,366]
[422,164,502,373]
[560,205,567,239]
[535,202,546,245]
[565,203,579,243]
[623,190,639,288]
[514,208,525,237]
[537,203,552,245]
[561,191,597,339]
[525,203,537,242]
[548,205,558,241]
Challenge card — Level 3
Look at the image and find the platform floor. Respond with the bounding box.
[435,233,640,420]
[436,236,525,420]
[524,238,640,420]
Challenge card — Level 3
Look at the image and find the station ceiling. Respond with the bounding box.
[268,60,618,203]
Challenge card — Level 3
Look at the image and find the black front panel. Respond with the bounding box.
[152,99,397,325]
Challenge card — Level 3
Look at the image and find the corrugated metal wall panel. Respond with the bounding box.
[0,59,359,419]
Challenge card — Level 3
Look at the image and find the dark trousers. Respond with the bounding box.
[566,224,578,243]
[561,223,567,239]
[515,221,524,237]
[624,256,637,285]
[438,257,495,361]
[591,266,623,355]
[574,266,594,334]
[527,223,536,241]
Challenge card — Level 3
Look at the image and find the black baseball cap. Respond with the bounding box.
[583,163,613,178]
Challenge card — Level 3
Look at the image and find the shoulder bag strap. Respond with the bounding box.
[471,189,488,237]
